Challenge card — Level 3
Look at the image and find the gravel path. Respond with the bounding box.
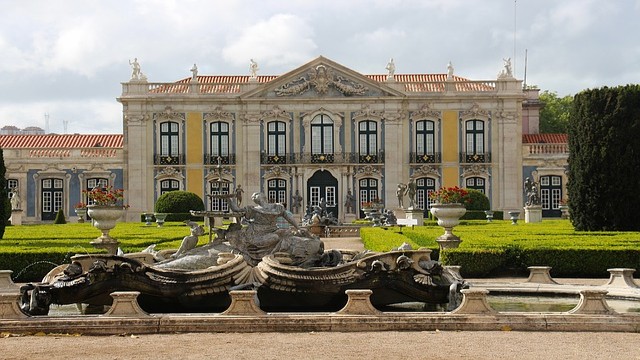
[2,331,639,360]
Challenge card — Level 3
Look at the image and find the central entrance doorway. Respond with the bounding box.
[307,170,338,219]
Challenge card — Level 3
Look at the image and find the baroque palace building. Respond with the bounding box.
[1,56,569,224]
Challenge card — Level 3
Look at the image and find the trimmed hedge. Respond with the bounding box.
[155,191,205,213]
[461,210,504,220]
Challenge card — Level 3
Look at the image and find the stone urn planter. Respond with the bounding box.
[75,208,87,223]
[154,213,168,227]
[87,205,124,254]
[430,203,466,249]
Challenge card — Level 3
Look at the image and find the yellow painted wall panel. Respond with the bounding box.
[442,166,459,188]
[185,112,203,193]
[442,110,458,163]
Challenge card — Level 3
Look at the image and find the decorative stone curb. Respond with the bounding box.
[103,291,150,317]
[568,290,615,315]
[605,268,639,289]
[444,265,462,278]
[337,289,381,315]
[221,290,265,316]
[451,288,496,314]
[526,266,558,284]
[0,293,28,319]
[0,270,19,292]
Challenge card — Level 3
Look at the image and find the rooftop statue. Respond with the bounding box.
[385,58,395,79]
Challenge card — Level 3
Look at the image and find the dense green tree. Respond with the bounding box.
[568,85,640,231]
[539,90,573,133]
[0,149,7,238]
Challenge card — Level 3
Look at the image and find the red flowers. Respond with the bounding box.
[429,186,469,205]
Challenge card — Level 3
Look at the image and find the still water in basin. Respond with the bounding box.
[488,295,640,313]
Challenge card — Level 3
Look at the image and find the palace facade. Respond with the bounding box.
[2,56,569,224]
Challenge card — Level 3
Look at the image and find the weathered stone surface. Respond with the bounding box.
[605,268,639,289]
[222,290,265,316]
[103,291,150,317]
[526,266,558,284]
[451,288,496,314]
[0,270,19,292]
[0,293,28,319]
[336,289,381,315]
[568,290,615,315]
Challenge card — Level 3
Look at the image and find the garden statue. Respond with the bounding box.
[344,189,356,213]
[234,185,245,206]
[10,187,21,210]
[227,192,324,267]
[172,222,206,258]
[406,178,417,208]
[524,177,540,206]
[396,183,407,208]
[382,209,397,226]
[291,189,303,213]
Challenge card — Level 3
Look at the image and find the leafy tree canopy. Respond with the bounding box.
[539,90,573,133]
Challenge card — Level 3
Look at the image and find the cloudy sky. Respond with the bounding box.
[1,0,638,134]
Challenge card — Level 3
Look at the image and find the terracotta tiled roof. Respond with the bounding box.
[149,74,494,94]
[522,134,568,144]
[0,134,123,148]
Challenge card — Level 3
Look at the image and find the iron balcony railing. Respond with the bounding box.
[204,154,237,165]
[459,152,492,163]
[409,152,442,164]
[154,154,186,165]
[260,150,385,165]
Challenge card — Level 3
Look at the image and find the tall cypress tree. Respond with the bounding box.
[568,85,640,231]
[0,148,7,238]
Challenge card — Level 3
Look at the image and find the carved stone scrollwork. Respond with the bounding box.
[354,105,383,120]
[242,113,262,124]
[204,106,234,122]
[460,103,489,121]
[413,165,441,178]
[460,164,490,178]
[275,65,368,97]
[383,111,404,124]
[264,165,290,179]
[125,114,146,125]
[410,103,440,121]
[261,106,291,121]
[355,165,381,177]
[155,106,185,122]
[497,110,517,124]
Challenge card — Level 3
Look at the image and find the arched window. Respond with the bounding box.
[209,181,230,212]
[416,177,436,209]
[311,114,334,157]
[267,178,287,206]
[210,121,229,163]
[466,177,485,193]
[358,120,377,162]
[160,179,180,195]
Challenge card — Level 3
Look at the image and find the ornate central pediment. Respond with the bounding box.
[242,56,405,99]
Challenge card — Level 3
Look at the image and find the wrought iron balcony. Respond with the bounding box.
[460,152,491,163]
[260,151,385,165]
[204,154,236,165]
[410,152,442,164]
[154,154,185,165]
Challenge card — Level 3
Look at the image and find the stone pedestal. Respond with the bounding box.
[403,208,424,226]
[0,270,19,292]
[451,288,496,314]
[104,291,149,317]
[343,213,357,224]
[337,289,381,315]
[10,209,23,226]
[568,290,615,315]
[526,266,558,284]
[222,290,265,316]
[524,205,542,223]
[605,268,639,288]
